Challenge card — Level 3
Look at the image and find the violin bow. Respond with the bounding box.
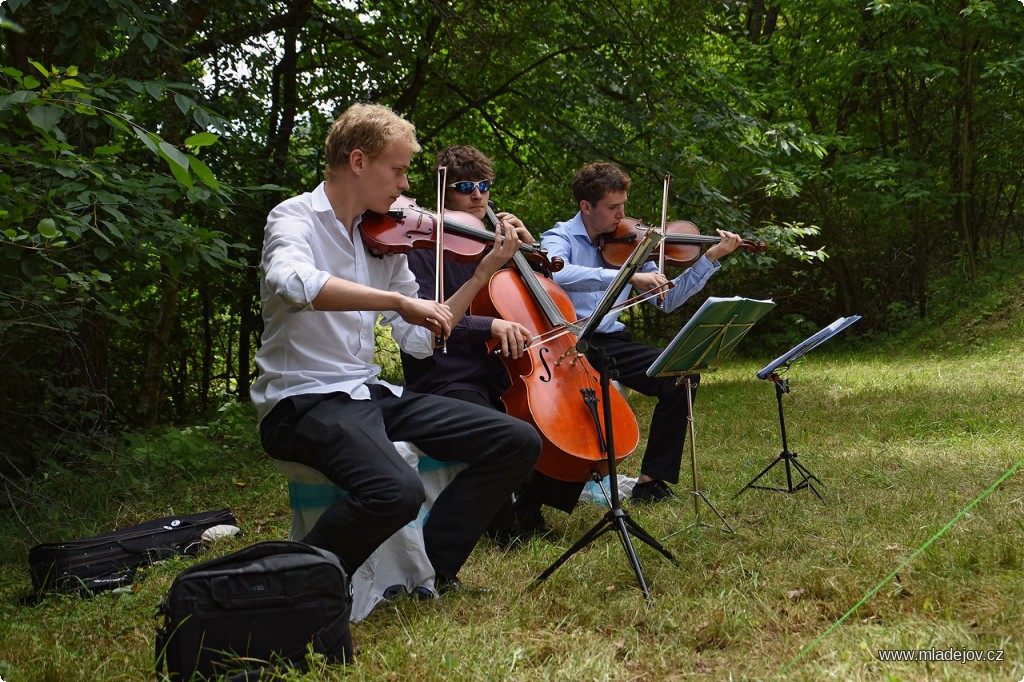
[435,166,448,353]
[524,281,676,350]
[655,174,670,308]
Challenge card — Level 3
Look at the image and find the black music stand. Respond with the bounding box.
[646,296,776,536]
[735,315,861,501]
[532,227,678,604]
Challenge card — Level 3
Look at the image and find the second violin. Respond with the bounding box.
[598,218,767,269]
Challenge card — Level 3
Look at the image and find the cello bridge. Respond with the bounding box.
[555,346,577,366]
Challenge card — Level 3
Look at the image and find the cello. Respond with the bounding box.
[471,208,640,483]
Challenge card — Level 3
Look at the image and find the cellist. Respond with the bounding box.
[541,162,743,503]
[401,145,586,543]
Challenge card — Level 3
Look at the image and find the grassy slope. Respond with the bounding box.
[1,256,1022,681]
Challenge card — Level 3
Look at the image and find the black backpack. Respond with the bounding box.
[29,509,237,594]
[155,540,353,681]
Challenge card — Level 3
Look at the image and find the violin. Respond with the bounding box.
[598,218,767,269]
[360,195,561,272]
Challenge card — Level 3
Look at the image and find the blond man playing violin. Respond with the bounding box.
[252,105,540,594]
[541,162,742,503]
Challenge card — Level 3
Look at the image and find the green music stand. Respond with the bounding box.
[647,296,776,535]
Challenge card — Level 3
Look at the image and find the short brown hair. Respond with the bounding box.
[433,145,495,184]
[324,103,421,178]
[572,162,631,207]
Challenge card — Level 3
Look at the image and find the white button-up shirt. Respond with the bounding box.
[541,212,719,335]
[250,182,433,422]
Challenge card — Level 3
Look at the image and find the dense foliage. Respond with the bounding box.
[1,0,1022,473]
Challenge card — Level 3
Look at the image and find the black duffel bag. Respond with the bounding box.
[155,540,353,681]
[28,508,237,593]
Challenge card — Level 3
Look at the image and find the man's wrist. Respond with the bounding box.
[387,290,409,313]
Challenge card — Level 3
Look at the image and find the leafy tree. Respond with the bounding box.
[0,3,236,473]
[7,0,1018,475]
[715,0,1024,323]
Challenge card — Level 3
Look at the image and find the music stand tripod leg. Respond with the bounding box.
[532,506,617,583]
[735,373,825,502]
[667,376,734,538]
[531,348,675,603]
[592,474,680,564]
[788,456,825,501]
[619,514,679,563]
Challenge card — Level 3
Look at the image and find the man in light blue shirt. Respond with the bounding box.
[541,162,741,502]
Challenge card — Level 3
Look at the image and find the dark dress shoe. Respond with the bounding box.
[434,574,490,597]
[631,479,676,503]
[489,502,552,549]
[382,584,406,601]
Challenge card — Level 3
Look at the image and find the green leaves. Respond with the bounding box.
[185,132,219,149]
[0,63,239,350]
[159,140,191,184]
[188,156,219,190]
[128,125,220,191]
[37,218,60,239]
[26,105,63,133]
[0,90,39,109]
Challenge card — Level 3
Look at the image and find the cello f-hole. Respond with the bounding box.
[538,347,554,383]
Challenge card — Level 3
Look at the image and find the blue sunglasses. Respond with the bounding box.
[447,180,492,194]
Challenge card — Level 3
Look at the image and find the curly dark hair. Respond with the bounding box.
[433,145,495,184]
[571,162,631,207]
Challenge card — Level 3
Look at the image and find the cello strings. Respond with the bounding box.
[522,283,676,350]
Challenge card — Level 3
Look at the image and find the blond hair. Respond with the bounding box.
[324,103,421,179]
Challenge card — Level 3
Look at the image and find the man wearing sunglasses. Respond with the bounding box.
[401,145,533,401]
[401,145,585,544]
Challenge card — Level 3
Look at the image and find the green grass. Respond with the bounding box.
[2,283,1023,680]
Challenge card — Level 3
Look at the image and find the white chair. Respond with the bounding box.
[275,442,464,622]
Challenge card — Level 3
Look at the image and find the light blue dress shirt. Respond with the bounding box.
[541,212,719,334]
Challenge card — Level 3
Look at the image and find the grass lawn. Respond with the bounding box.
[1,290,1022,680]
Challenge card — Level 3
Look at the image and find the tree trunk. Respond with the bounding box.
[201,272,213,411]
[135,274,180,424]
[953,10,978,281]
[132,1,213,423]
[237,6,311,402]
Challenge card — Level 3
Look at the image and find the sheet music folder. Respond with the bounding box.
[646,296,776,377]
[755,315,861,380]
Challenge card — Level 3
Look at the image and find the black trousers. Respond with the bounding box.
[585,332,698,484]
[444,389,584,515]
[260,385,540,577]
